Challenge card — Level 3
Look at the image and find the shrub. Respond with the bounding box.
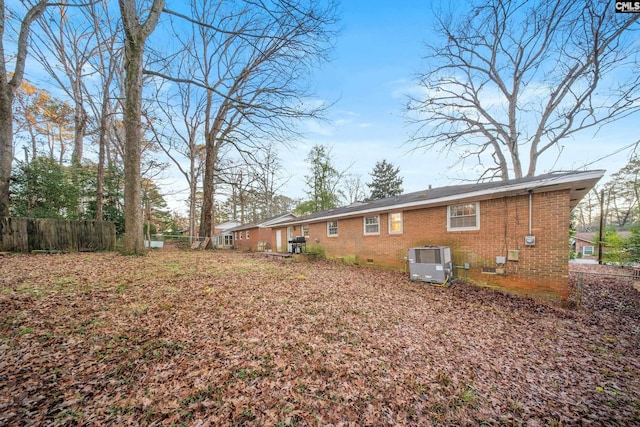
[304,245,326,259]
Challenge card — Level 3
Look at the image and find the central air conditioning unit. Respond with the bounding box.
[408,246,453,286]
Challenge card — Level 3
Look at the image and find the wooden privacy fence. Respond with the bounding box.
[0,218,116,253]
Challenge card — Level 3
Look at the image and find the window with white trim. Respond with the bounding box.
[447,203,480,231]
[246,230,250,239]
[327,221,338,236]
[364,215,380,235]
[388,212,403,234]
[582,245,594,256]
[301,225,309,237]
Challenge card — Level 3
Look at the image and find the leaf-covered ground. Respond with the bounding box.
[1,249,638,426]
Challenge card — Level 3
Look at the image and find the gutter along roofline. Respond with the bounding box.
[274,170,605,227]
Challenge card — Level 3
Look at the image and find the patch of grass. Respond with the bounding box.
[455,384,478,408]
[128,302,150,315]
[179,385,219,406]
[342,255,358,265]
[507,398,524,414]
[55,409,84,423]
[107,405,134,417]
[17,327,34,336]
[234,368,261,380]
[435,371,452,387]
[305,245,326,259]
[54,277,77,286]
[141,339,186,360]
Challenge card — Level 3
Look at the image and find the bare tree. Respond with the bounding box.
[0,0,49,216]
[82,0,121,221]
[343,173,366,204]
[217,160,257,224]
[249,142,290,218]
[118,0,164,255]
[407,0,640,181]
[599,156,640,228]
[31,3,96,164]
[160,0,337,238]
[151,78,206,241]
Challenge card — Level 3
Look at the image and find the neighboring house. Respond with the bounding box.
[272,170,604,300]
[574,231,631,257]
[574,232,597,257]
[228,213,297,252]
[213,221,241,249]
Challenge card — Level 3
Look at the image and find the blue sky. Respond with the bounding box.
[279,0,439,200]
[10,1,636,213]
[274,1,636,204]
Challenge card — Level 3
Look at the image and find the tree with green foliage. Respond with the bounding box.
[366,159,403,201]
[297,145,344,215]
[593,227,630,265]
[142,178,171,239]
[84,164,125,235]
[10,157,81,219]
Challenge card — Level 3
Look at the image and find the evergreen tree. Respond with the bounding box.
[367,160,403,200]
[10,157,81,218]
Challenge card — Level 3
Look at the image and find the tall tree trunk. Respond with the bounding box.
[199,137,218,238]
[189,157,197,243]
[0,86,13,217]
[95,108,107,221]
[199,98,227,238]
[122,37,145,254]
[0,0,48,216]
[118,0,164,255]
[71,96,86,164]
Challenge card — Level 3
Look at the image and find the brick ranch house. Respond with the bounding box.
[270,170,604,300]
[227,213,297,252]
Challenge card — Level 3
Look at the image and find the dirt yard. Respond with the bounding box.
[1,250,638,425]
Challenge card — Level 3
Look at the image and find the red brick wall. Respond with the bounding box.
[233,227,273,251]
[274,190,571,300]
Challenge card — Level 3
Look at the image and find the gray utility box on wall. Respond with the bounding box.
[408,246,453,285]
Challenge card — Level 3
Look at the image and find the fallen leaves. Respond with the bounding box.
[0,249,639,425]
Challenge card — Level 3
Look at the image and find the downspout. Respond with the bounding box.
[528,190,533,235]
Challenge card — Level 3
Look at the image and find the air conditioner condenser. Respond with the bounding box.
[408,246,453,286]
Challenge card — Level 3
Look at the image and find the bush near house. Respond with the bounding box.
[592,226,640,265]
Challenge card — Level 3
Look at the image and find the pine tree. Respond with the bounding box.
[367,160,403,200]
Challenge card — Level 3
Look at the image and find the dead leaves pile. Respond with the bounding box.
[1,250,638,425]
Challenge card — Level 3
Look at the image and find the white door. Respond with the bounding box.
[276,230,282,252]
[287,227,293,253]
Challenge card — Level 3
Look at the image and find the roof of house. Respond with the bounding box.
[575,231,632,243]
[275,170,605,226]
[214,221,241,231]
[226,212,297,232]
